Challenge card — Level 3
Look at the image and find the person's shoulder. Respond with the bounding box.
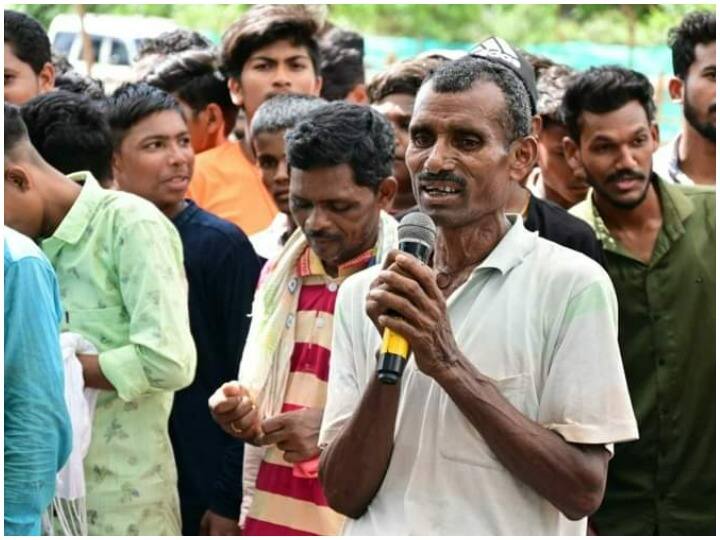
[107,190,174,224]
[676,183,716,199]
[4,226,48,266]
[534,196,596,235]
[188,205,253,246]
[531,235,611,292]
[339,263,383,298]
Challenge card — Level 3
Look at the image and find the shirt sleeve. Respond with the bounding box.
[4,256,73,531]
[98,218,197,402]
[539,276,639,445]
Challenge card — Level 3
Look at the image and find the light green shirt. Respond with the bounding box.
[41,172,197,535]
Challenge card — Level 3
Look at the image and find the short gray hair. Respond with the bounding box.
[423,56,532,145]
[250,94,327,139]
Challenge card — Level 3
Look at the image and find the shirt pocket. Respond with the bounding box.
[64,305,128,352]
[439,372,532,469]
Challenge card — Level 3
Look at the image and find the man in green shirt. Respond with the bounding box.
[4,103,197,535]
[562,66,715,535]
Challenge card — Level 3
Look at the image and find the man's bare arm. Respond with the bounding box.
[433,355,610,520]
[319,376,401,519]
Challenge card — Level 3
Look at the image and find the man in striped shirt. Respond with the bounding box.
[209,102,399,535]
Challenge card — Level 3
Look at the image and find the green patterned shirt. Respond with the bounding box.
[571,177,715,535]
[41,172,197,535]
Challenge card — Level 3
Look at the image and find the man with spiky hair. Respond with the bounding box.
[564,66,715,535]
[655,10,716,185]
[188,4,324,236]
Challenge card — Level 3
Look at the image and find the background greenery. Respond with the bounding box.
[9,4,714,46]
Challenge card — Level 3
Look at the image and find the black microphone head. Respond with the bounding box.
[398,211,436,247]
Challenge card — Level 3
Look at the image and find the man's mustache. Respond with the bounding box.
[416,171,466,186]
[606,169,646,183]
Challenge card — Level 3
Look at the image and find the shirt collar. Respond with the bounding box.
[667,133,695,186]
[581,174,695,254]
[470,214,537,276]
[297,245,377,279]
[48,172,105,245]
[171,199,200,227]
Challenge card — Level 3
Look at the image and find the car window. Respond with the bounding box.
[79,35,102,63]
[52,32,75,55]
[109,39,130,66]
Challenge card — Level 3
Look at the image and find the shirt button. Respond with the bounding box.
[286,314,295,328]
[316,317,325,328]
[327,282,338,292]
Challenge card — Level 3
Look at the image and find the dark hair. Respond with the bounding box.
[251,93,327,138]
[319,27,365,101]
[4,103,30,154]
[105,82,183,149]
[668,11,716,79]
[20,91,113,183]
[4,10,51,74]
[221,4,322,77]
[135,29,212,61]
[286,102,394,190]
[367,56,448,103]
[145,49,238,136]
[425,56,532,144]
[561,66,657,142]
[54,71,106,101]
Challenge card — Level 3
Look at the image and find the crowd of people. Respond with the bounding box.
[3,4,715,536]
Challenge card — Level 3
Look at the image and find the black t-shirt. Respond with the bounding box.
[524,194,606,267]
[170,200,262,531]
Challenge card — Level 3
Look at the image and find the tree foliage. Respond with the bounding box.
[8,3,715,46]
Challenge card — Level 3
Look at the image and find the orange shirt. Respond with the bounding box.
[187,140,278,235]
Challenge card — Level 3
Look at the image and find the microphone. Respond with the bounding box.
[377,212,437,384]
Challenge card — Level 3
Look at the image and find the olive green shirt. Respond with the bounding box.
[41,173,197,535]
[571,177,715,535]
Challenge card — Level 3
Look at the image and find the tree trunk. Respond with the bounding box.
[75,4,94,76]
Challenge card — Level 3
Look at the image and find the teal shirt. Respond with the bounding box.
[41,173,197,535]
[572,177,715,535]
[4,227,72,536]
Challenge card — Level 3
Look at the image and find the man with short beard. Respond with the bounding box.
[565,66,716,535]
[654,11,715,185]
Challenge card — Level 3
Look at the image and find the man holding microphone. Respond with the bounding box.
[318,46,639,535]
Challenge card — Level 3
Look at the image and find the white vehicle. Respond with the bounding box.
[48,13,179,93]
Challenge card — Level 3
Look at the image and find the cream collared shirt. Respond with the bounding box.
[320,215,639,535]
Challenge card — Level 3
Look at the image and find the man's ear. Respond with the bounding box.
[376,176,398,211]
[345,84,368,105]
[562,135,585,178]
[111,151,124,184]
[312,75,323,98]
[508,135,538,183]
[228,77,244,107]
[531,115,543,138]
[5,163,33,193]
[204,103,225,136]
[650,122,660,153]
[668,76,684,102]
[38,62,55,94]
